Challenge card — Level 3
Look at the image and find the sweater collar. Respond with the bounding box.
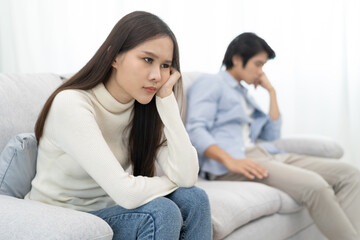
[92,82,134,113]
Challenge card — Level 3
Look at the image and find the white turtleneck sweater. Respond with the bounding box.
[25,83,199,211]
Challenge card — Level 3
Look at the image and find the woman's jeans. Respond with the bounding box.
[89,186,212,240]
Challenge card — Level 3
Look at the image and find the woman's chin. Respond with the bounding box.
[136,96,154,105]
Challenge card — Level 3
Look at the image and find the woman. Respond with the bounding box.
[25,11,212,239]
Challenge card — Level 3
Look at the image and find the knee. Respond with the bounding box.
[300,174,334,203]
[173,187,211,212]
[149,197,183,229]
[190,187,211,211]
[338,163,360,184]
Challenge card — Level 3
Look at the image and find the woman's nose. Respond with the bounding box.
[149,66,161,82]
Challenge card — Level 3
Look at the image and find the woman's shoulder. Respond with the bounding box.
[53,89,94,109]
[55,88,91,100]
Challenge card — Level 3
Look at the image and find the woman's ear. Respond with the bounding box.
[111,58,117,68]
[112,53,125,68]
[112,54,119,68]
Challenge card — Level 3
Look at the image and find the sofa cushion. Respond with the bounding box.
[224,208,320,240]
[0,73,62,153]
[0,194,113,240]
[196,180,302,240]
[0,133,37,198]
[273,135,344,159]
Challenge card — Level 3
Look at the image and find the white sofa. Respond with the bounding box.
[0,72,339,239]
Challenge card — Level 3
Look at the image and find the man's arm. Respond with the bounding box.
[186,76,220,156]
[255,73,280,121]
[254,73,282,141]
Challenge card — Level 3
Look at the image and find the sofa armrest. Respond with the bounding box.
[272,135,344,159]
[0,195,113,240]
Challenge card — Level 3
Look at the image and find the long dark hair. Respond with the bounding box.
[35,11,182,177]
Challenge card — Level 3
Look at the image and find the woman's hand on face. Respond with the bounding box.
[156,68,181,98]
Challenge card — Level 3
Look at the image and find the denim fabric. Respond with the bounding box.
[89,186,212,240]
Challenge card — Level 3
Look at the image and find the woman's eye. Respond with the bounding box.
[144,58,153,63]
[161,64,170,69]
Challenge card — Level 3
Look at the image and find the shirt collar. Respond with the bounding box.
[219,71,249,95]
[219,70,264,111]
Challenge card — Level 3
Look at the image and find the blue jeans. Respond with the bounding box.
[89,186,212,240]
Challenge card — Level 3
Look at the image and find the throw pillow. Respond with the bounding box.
[0,133,37,198]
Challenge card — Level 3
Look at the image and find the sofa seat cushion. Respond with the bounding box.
[224,208,321,240]
[0,195,113,240]
[196,180,302,240]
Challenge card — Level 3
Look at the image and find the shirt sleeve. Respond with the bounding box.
[47,90,178,209]
[185,75,221,155]
[155,93,199,187]
[258,115,282,141]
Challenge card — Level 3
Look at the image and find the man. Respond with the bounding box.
[186,32,360,240]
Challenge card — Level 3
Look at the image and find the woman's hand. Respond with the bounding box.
[156,68,181,98]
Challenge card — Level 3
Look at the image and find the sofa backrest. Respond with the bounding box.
[179,72,202,122]
[0,72,203,153]
[0,73,63,152]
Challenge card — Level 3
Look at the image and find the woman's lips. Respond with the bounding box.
[144,86,157,93]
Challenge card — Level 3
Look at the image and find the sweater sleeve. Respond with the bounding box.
[155,93,199,187]
[48,90,178,209]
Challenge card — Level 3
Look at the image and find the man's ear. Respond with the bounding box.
[232,55,243,67]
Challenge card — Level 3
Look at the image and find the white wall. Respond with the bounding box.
[1,0,359,167]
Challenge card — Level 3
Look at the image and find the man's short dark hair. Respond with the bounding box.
[222,32,275,69]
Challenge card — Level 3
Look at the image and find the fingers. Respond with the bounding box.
[163,68,180,89]
[168,68,181,85]
[239,159,268,180]
[240,168,257,180]
[156,68,181,98]
[245,163,268,179]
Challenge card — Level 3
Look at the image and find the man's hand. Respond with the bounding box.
[156,68,181,98]
[254,72,280,120]
[224,157,268,179]
[204,145,268,180]
[255,73,274,92]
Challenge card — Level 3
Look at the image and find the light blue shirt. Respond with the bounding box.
[186,71,282,177]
